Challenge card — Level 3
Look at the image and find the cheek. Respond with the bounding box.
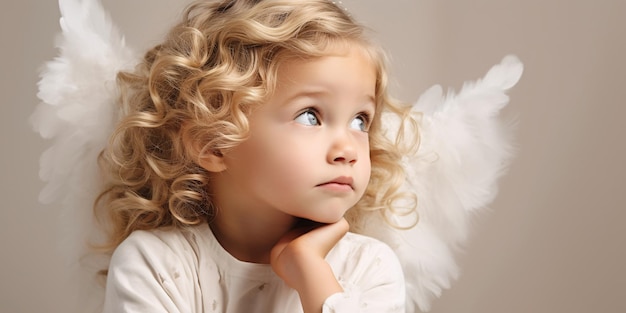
[239,135,310,182]
[359,159,372,188]
[265,144,316,184]
[357,145,372,189]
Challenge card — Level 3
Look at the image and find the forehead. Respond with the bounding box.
[258,45,378,117]
[274,43,378,88]
[283,40,379,70]
[277,46,376,89]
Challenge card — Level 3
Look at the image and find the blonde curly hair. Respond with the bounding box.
[96,0,417,252]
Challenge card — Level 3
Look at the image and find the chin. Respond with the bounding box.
[308,211,347,224]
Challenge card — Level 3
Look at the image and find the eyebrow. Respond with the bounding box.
[283,89,376,109]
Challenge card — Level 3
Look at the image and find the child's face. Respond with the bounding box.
[214,46,376,224]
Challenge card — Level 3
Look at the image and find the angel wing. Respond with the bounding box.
[31,0,137,311]
[360,55,523,312]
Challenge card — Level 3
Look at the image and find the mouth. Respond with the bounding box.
[316,176,354,191]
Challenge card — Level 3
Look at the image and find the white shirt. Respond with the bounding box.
[103,223,405,312]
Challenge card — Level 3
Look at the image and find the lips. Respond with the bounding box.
[317,176,354,190]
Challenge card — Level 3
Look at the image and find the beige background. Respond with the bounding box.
[1,0,624,312]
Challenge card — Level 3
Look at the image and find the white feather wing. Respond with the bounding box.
[361,55,523,312]
[31,0,136,311]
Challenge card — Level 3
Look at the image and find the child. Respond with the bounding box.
[96,0,414,311]
[34,0,522,311]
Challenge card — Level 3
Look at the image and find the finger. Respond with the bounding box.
[295,218,349,256]
[270,220,317,262]
[270,218,349,264]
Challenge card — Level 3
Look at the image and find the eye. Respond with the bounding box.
[294,108,320,126]
[350,113,371,132]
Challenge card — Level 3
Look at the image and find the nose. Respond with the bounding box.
[327,130,358,165]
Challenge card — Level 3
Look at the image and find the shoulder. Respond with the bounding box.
[104,226,209,312]
[113,227,191,257]
[109,226,201,276]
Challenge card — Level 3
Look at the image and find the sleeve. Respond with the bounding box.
[102,230,197,313]
[322,237,406,313]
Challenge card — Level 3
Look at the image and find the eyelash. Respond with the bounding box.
[296,107,321,126]
[295,107,373,132]
[356,112,372,127]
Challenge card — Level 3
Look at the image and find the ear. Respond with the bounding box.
[181,124,227,173]
[198,148,227,173]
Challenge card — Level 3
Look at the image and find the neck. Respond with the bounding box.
[209,208,297,264]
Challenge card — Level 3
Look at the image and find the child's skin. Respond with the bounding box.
[196,45,376,312]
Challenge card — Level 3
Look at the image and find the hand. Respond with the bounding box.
[270,218,349,313]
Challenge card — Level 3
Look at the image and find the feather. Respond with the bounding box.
[31,0,137,311]
[361,55,523,312]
